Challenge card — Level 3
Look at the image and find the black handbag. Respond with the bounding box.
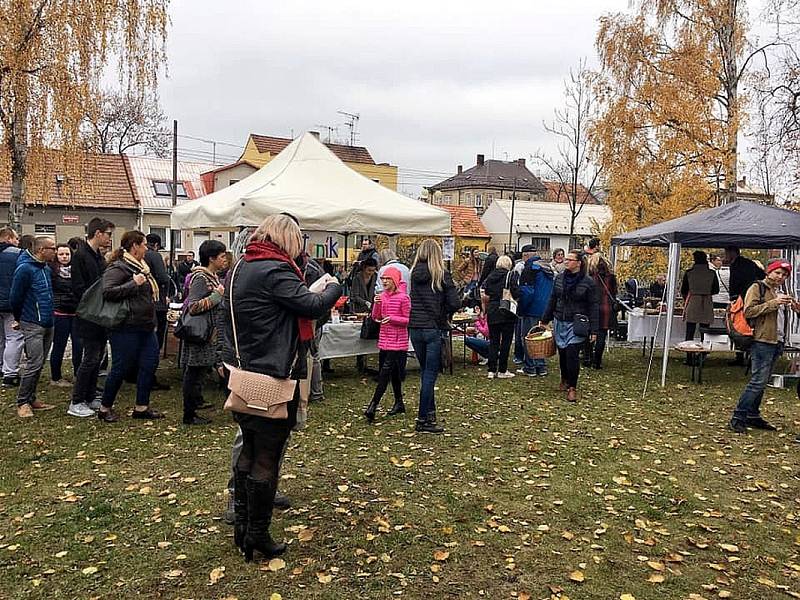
[360,316,380,340]
[76,278,130,329]
[572,313,590,338]
[174,308,213,344]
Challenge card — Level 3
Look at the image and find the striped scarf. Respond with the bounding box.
[122,251,160,302]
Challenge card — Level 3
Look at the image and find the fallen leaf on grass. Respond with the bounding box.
[165,569,184,578]
[81,566,98,575]
[648,574,665,583]
[209,566,225,584]
[298,529,314,543]
[569,570,585,582]
[620,595,636,600]
[317,572,332,584]
[268,558,286,572]
[647,561,665,571]
[433,550,450,561]
[719,543,739,553]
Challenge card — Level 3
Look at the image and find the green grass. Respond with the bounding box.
[1,347,799,600]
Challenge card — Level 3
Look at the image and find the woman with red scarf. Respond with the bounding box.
[222,214,341,562]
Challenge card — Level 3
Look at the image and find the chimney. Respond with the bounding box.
[309,131,320,139]
[517,158,525,167]
[476,154,484,166]
[457,165,463,174]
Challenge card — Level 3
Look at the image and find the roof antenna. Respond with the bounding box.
[337,110,360,146]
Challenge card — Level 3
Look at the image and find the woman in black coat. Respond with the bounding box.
[223,214,341,562]
[97,231,163,423]
[481,255,519,379]
[541,250,599,402]
[49,244,83,388]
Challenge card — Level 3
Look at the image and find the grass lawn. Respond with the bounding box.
[1,346,799,600]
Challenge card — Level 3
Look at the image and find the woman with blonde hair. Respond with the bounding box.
[223,213,342,561]
[408,239,460,433]
[481,254,519,379]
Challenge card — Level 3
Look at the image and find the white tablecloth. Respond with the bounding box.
[627,312,726,347]
[318,322,415,360]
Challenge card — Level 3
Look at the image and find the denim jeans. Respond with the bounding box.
[464,336,489,358]
[409,328,442,421]
[71,335,106,406]
[101,329,160,408]
[0,312,24,377]
[17,323,53,406]
[516,315,546,373]
[50,314,82,382]
[732,341,783,421]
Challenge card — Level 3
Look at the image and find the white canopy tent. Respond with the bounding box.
[171,132,450,238]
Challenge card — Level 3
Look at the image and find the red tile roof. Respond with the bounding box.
[250,134,375,165]
[439,205,491,238]
[541,181,600,205]
[0,153,137,209]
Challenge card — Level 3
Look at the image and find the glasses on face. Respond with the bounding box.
[564,258,579,262]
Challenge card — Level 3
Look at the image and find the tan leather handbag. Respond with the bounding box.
[222,259,297,419]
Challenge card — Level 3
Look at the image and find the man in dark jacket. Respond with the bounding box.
[69,218,114,416]
[514,246,555,376]
[11,237,57,418]
[725,246,766,365]
[144,234,172,349]
[176,252,198,295]
[478,246,499,287]
[0,227,23,386]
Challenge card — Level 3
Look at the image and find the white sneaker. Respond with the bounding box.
[497,371,516,379]
[478,358,488,366]
[88,399,102,411]
[487,372,495,379]
[515,369,525,375]
[67,403,95,418]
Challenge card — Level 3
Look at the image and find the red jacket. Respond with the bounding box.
[371,267,410,351]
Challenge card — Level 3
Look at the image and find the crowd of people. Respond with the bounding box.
[2,218,798,564]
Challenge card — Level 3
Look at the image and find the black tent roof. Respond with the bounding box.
[611,201,800,249]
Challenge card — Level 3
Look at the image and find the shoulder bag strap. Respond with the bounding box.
[228,258,245,368]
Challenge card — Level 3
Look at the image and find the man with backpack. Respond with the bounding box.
[725,246,765,366]
[729,260,800,434]
[513,245,555,376]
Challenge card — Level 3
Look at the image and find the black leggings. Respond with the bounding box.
[182,365,207,419]
[236,423,291,482]
[488,321,515,373]
[558,342,582,388]
[371,350,407,404]
[685,322,709,341]
[583,330,609,367]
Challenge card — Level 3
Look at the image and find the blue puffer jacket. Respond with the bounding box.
[517,257,555,318]
[0,242,22,312]
[10,250,54,327]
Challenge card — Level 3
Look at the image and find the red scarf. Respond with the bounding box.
[243,241,314,342]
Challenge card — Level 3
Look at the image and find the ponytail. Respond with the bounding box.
[111,230,146,262]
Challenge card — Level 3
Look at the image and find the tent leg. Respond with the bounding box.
[343,232,349,271]
[609,245,618,273]
[661,242,681,387]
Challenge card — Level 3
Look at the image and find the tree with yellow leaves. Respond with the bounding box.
[0,0,169,228]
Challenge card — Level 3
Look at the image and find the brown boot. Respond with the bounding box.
[558,380,568,392]
[566,387,578,402]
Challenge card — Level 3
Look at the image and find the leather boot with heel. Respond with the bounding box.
[233,469,248,551]
[386,398,405,416]
[242,477,287,562]
[364,399,379,423]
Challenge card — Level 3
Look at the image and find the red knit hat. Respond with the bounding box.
[766,260,792,274]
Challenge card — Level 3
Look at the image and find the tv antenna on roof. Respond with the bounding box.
[316,124,338,143]
[337,110,360,146]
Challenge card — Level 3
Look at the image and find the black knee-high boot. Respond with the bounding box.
[233,469,248,551]
[243,477,287,562]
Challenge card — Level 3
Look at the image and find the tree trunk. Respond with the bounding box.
[8,85,28,230]
[721,0,739,204]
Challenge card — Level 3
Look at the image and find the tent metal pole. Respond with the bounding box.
[661,242,681,387]
[609,245,618,272]
[343,232,349,270]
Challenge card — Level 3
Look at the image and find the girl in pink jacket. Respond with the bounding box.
[365,267,410,423]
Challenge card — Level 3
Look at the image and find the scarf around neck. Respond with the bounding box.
[243,241,314,342]
[122,251,159,302]
[563,270,582,293]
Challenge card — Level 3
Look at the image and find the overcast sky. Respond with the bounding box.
[161,0,631,196]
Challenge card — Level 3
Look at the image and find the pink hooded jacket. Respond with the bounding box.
[371,267,410,351]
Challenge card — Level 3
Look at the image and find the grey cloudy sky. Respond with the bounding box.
[161,0,630,196]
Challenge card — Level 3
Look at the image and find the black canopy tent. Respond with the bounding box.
[609,201,800,386]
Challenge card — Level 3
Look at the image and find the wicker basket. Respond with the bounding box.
[525,326,556,359]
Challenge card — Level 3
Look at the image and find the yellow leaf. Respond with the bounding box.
[718,592,732,598]
[569,570,585,582]
[81,566,98,575]
[165,569,184,578]
[337,485,349,492]
[209,566,225,584]
[317,572,332,584]
[268,558,286,572]
[55,551,68,558]
[430,564,440,573]
[621,595,636,600]
[269,595,282,600]
[647,561,665,571]
[433,550,450,561]
[298,529,314,543]
[648,574,665,583]
[757,577,777,588]
[719,543,739,553]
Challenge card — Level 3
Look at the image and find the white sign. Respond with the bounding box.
[442,236,455,261]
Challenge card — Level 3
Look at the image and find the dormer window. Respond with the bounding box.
[152,181,188,198]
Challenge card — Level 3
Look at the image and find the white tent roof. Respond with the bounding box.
[171,132,450,235]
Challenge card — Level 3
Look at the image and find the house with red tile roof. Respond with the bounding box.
[0,153,140,243]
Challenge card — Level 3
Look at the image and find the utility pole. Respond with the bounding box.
[508,177,517,253]
[170,119,178,269]
[337,110,360,146]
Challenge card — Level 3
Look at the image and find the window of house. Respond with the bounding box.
[149,226,167,248]
[229,179,240,186]
[475,194,482,207]
[487,193,494,203]
[34,224,56,234]
[529,236,550,253]
[464,193,472,206]
[443,195,452,204]
[229,231,237,248]
[152,181,188,198]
